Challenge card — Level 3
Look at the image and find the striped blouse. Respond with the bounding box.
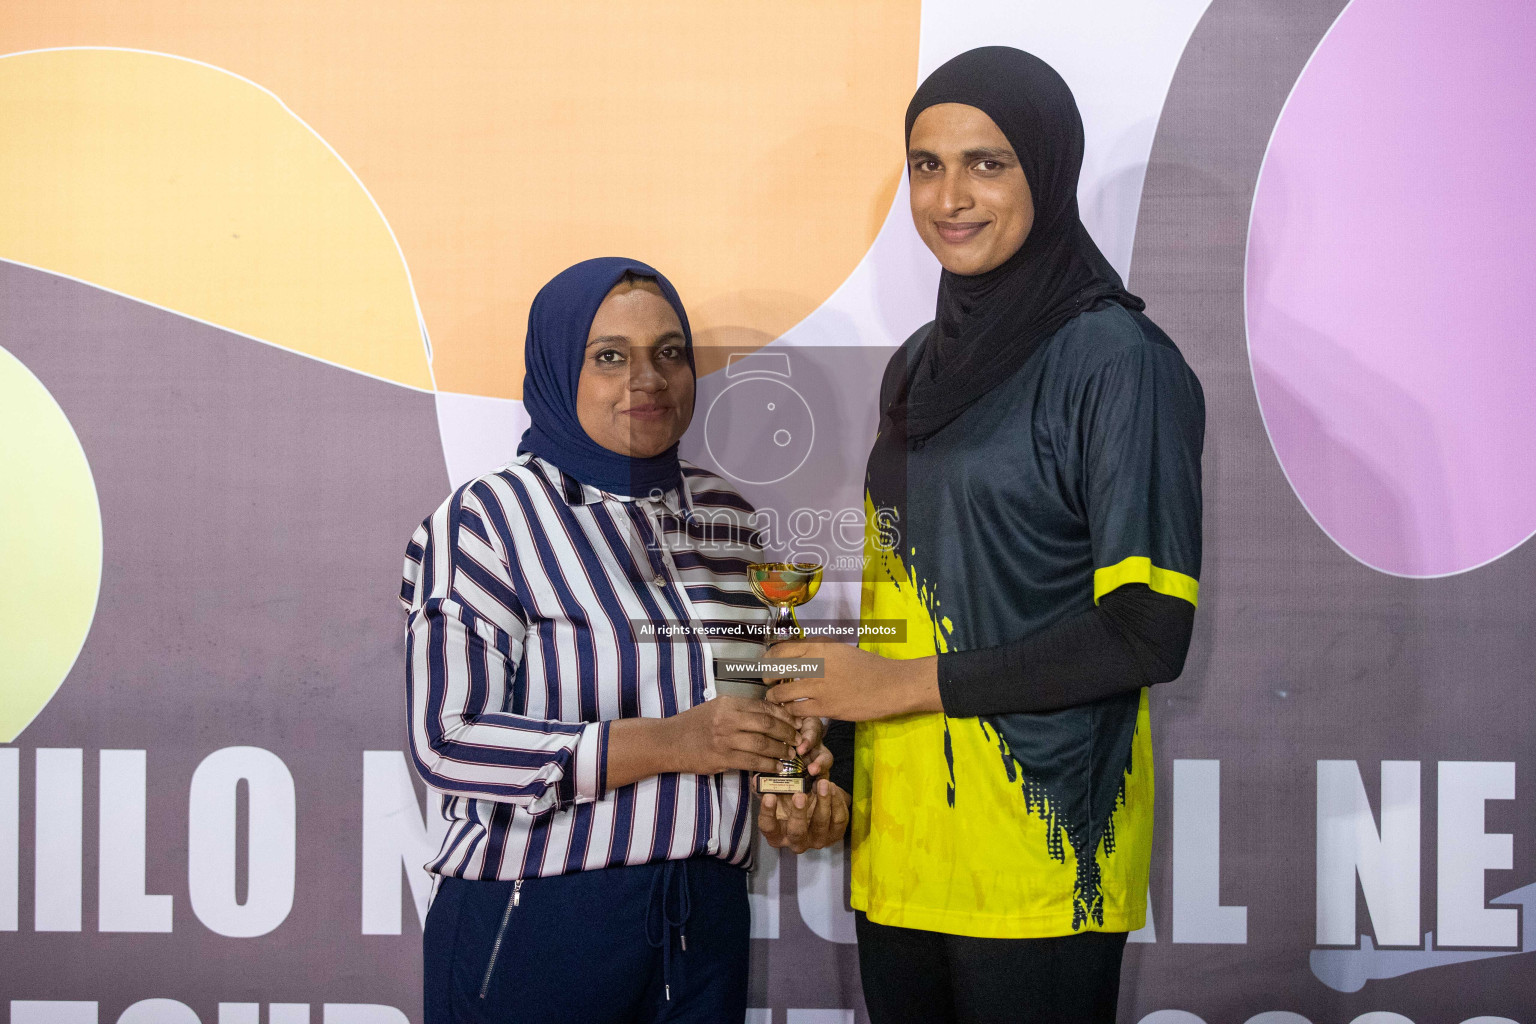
[400,453,770,880]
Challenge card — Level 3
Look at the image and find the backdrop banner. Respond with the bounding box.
[3,2,1534,1022]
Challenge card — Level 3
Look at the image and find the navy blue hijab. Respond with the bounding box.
[517,257,695,497]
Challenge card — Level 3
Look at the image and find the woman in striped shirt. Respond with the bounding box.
[405,257,836,1023]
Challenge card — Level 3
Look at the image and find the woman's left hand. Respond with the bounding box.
[765,641,941,722]
[758,778,850,854]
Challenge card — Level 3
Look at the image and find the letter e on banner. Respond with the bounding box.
[1437,761,1517,947]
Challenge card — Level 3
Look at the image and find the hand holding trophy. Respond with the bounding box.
[746,561,823,804]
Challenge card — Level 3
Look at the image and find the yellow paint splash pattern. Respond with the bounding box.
[851,494,1152,938]
[0,346,103,742]
[977,708,1150,931]
[0,49,430,390]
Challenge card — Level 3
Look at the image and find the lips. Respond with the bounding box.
[935,220,987,244]
[624,404,672,420]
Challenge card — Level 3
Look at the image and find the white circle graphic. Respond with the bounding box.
[703,375,816,486]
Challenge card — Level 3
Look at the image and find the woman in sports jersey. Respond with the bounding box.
[765,47,1205,1023]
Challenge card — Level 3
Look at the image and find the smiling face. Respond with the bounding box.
[907,102,1035,276]
[575,278,695,461]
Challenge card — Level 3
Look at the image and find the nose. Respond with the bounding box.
[937,167,971,216]
[629,352,668,392]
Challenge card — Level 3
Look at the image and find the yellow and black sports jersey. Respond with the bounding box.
[852,302,1204,939]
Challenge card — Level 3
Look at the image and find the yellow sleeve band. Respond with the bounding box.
[1093,555,1199,607]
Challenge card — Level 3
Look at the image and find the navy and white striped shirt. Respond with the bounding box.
[401,453,769,880]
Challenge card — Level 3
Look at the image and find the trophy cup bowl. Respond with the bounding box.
[746,562,824,799]
[747,561,823,633]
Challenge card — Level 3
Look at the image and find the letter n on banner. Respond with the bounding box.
[362,751,449,934]
[1316,760,1420,946]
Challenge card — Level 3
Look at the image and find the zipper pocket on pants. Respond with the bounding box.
[479,879,522,999]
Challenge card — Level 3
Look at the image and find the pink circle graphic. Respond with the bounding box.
[1246,0,1536,577]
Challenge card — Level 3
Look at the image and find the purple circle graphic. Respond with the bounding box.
[1246,0,1536,576]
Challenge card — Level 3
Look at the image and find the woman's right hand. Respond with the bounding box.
[663,696,802,776]
[605,697,801,788]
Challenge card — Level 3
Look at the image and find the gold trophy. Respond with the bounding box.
[746,561,823,796]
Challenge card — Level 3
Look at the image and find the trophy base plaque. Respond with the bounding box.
[756,773,812,795]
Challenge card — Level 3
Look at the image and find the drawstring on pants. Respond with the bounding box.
[645,859,692,1001]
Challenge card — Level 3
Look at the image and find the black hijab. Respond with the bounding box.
[894,46,1144,446]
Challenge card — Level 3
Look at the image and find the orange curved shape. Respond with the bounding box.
[0,49,431,390]
[1,2,920,398]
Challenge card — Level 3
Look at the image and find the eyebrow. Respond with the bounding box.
[907,146,1017,163]
[586,330,686,348]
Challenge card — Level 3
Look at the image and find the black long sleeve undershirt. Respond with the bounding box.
[938,582,1193,717]
[824,720,856,796]
[822,583,1193,795]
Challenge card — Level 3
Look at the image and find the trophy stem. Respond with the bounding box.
[747,561,823,798]
[767,603,808,783]
[771,602,801,637]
